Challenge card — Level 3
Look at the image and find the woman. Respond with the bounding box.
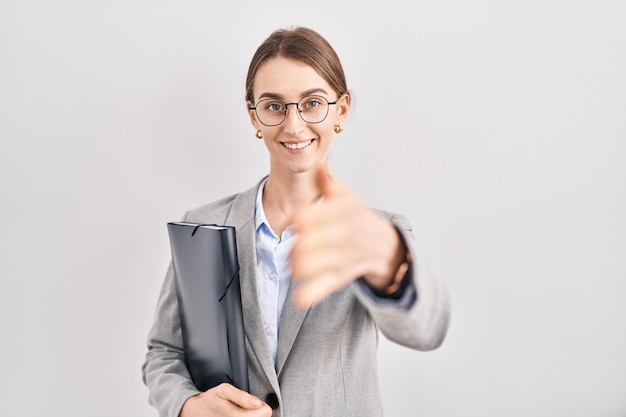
[143,26,450,417]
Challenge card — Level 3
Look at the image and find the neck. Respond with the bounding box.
[264,172,320,211]
[262,170,322,236]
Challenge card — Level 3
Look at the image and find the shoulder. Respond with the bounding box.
[372,208,413,232]
[182,176,267,225]
[184,193,239,222]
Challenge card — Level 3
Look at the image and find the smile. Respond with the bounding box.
[281,139,314,150]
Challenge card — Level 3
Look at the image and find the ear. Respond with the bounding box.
[247,101,261,130]
[333,93,350,126]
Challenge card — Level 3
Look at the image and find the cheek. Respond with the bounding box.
[260,127,281,142]
[315,121,337,138]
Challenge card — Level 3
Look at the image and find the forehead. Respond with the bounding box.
[253,57,333,100]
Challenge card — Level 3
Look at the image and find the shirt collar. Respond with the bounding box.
[254,177,270,233]
[254,178,297,240]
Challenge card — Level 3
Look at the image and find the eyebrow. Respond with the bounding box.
[257,88,330,101]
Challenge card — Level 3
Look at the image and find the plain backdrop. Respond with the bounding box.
[1,1,625,416]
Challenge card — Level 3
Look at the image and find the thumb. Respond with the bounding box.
[214,383,267,410]
[315,164,334,198]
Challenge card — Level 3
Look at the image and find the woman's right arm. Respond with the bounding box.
[142,264,270,417]
[142,263,203,416]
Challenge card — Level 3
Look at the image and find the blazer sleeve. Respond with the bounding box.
[141,262,200,417]
[350,212,451,351]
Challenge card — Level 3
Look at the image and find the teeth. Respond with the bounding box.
[283,140,312,150]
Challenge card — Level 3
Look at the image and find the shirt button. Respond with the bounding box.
[268,272,278,281]
[265,327,272,335]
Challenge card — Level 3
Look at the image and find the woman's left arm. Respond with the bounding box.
[289,168,451,350]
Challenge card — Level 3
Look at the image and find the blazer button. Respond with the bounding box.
[265,392,279,409]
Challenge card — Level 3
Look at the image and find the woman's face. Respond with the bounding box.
[248,57,349,176]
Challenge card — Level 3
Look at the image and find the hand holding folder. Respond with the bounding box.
[167,222,248,392]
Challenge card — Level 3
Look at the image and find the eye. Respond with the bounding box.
[302,97,323,110]
[263,100,285,113]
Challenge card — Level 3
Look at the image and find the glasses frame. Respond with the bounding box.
[249,95,340,127]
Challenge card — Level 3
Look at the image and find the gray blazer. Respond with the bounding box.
[142,177,451,417]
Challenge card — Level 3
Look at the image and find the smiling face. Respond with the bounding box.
[248,57,349,177]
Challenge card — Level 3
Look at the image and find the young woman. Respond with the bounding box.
[143,26,451,417]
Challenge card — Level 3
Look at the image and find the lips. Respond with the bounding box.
[281,139,314,150]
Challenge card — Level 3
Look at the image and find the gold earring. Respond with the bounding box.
[334,124,343,134]
[255,129,263,139]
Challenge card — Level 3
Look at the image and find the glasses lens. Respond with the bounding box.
[255,99,286,126]
[298,96,329,124]
[253,95,331,126]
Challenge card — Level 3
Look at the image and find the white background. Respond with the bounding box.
[1,1,625,416]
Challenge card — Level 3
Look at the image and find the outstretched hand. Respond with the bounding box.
[289,166,406,309]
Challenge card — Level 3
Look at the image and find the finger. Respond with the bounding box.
[290,241,344,282]
[290,190,356,239]
[315,164,333,197]
[292,271,351,309]
[313,166,357,200]
[215,383,265,410]
[289,219,343,274]
[290,222,341,256]
[315,164,351,202]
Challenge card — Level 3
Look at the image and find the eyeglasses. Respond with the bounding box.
[249,95,339,127]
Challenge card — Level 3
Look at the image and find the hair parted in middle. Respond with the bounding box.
[245,26,349,104]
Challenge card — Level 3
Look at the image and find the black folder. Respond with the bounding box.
[167,222,248,392]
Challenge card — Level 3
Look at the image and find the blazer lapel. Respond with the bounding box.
[275,282,310,376]
[224,177,312,383]
[224,179,280,391]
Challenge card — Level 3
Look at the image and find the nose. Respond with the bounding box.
[282,103,305,135]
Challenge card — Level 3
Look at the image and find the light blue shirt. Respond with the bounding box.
[254,180,294,365]
[254,179,416,365]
